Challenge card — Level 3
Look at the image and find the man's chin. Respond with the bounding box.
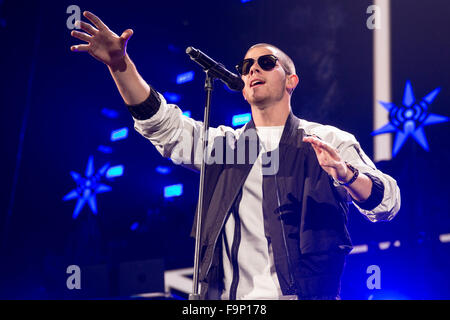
[250,99,270,110]
[248,96,270,109]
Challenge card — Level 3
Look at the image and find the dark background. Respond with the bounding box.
[0,0,449,299]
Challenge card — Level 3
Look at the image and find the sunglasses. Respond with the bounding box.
[236,54,289,76]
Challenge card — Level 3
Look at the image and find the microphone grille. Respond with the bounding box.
[185,46,198,58]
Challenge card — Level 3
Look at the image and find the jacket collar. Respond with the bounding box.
[245,111,301,148]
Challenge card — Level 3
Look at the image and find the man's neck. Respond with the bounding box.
[250,101,291,127]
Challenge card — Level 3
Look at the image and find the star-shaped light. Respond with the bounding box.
[373,80,448,156]
[63,156,111,219]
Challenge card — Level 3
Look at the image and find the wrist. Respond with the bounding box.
[337,162,359,187]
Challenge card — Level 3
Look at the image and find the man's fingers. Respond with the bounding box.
[310,144,325,163]
[303,136,322,147]
[303,136,320,146]
[77,21,98,36]
[316,140,337,156]
[303,137,343,176]
[71,30,91,43]
[83,11,108,30]
[318,141,338,156]
[310,143,321,155]
[304,137,324,154]
[71,44,90,52]
[120,29,134,41]
[303,137,338,157]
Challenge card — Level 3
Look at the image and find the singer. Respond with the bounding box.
[70,11,401,300]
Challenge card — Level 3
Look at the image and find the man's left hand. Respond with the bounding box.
[302,136,351,183]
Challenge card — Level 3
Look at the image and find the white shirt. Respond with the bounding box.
[221,126,286,300]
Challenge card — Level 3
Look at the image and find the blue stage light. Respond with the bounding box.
[101,107,119,119]
[106,165,124,178]
[372,80,448,156]
[97,145,113,154]
[110,127,128,142]
[156,166,171,175]
[232,113,251,127]
[164,184,183,198]
[368,290,411,300]
[182,110,191,118]
[130,222,139,231]
[176,71,195,84]
[63,156,112,219]
[163,92,181,103]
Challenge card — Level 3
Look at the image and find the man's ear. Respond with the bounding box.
[286,74,299,94]
[242,89,247,101]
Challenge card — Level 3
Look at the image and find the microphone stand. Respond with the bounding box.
[189,71,214,300]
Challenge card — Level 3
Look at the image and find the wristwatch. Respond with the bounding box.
[337,162,359,187]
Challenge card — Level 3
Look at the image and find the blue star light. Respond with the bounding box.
[372,80,449,156]
[63,156,112,219]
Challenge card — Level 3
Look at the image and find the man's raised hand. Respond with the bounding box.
[70,11,133,68]
[302,136,350,183]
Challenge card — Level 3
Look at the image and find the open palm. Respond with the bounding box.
[303,136,349,182]
[70,11,133,68]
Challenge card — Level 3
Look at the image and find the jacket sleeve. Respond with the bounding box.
[305,122,401,222]
[129,89,241,172]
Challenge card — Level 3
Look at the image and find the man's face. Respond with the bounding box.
[241,46,289,109]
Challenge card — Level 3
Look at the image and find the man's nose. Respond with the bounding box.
[249,62,261,76]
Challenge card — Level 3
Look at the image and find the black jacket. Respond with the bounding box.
[191,112,353,300]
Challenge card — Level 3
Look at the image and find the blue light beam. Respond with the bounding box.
[106,165,124,178]
[232,113,251,127]
[110,127,128,142]
[164,184,183,198]
[176,71,195,84]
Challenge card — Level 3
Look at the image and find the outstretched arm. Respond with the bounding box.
[70,11,149,105]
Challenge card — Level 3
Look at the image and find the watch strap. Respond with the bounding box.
[338,162,359,187]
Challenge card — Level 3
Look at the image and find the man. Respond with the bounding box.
[71,11,400,300]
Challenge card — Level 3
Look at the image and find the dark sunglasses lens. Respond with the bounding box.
[237,56,277,75]
[258,55,277,71]
[239,59,254,75]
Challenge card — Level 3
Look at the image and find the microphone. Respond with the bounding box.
[186,46,244,91]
